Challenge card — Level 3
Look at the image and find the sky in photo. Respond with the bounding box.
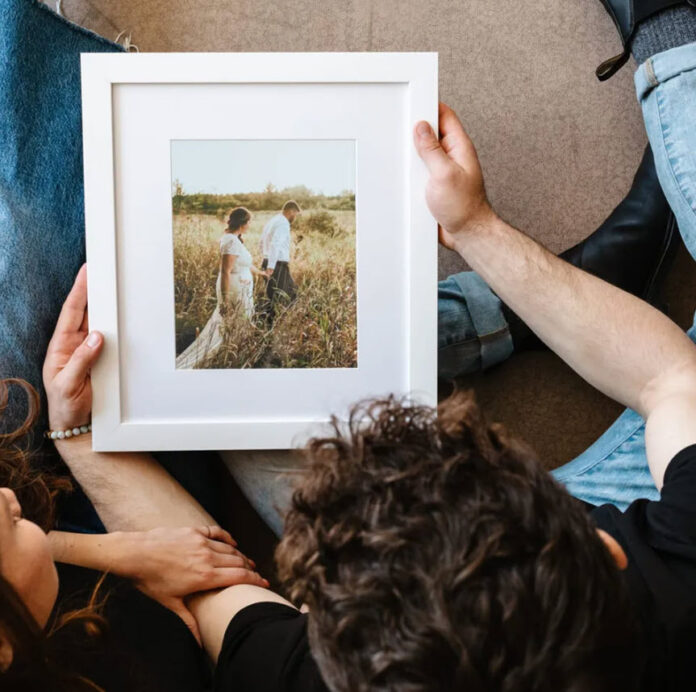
[171,139,355,196]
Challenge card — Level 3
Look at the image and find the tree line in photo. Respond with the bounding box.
[172,190,358,370]
[172,181,356,216]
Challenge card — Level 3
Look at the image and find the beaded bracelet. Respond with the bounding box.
[44,423,91,441]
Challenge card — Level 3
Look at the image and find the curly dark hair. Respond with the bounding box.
[276,391,641,692]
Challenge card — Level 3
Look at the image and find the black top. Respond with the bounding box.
[54,565,210,691]
[591,444,696,691]
[214,445,696,692]
[213,601,328,692]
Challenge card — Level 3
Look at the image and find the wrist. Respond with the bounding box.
[450,205,499,255]
[46,422,91,441]
[48,407,91,433]
[53,429,92,451]
[104,531,142,578]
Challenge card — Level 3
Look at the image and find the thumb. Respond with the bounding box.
[60,332,104,397]
[413,121,452,177]
[169,598,202,647]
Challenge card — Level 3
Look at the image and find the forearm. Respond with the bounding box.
[456,214,696,416]
[53,435,215,533]
[220,272,230,299]
[49,530,135,574]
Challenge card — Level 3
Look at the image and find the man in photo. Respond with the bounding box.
[263,200,301,322]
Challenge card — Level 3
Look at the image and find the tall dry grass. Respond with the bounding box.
[173,210,357,369]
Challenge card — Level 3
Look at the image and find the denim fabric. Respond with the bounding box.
[635,41,696,259]
[552,315,696,510]
[224,48,696,528]
[0,1,229,533]
[0,0,122,435]
[219,450,307,537]
[549,46,696,510]
[438,271,513,378]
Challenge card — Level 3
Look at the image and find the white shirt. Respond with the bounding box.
[259,214,289,259]
[266,215,291,270]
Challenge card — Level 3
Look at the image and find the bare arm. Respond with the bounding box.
[251,265,269,278]
[44,266,284,654]
[49,530,128,570]
[53,435,218,531]
[457,216,696,487]
[53,435,291,657]
[189,586,294,661]
[220,253,236,306]
[414,105,696,488]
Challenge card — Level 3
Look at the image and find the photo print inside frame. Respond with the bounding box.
[171,139,357,371]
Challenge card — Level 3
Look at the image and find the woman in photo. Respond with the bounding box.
[176,207,268,369]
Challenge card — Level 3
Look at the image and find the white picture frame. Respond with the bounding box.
[81,52,438,451]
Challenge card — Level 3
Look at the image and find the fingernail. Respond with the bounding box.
[417,122,431,138]
[86,332,101,348]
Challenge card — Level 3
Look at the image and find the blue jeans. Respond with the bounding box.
[1,0,229,533]
[431,42,696,511]
[225,42,696,534]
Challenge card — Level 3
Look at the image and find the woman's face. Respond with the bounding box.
[0,488,58,627]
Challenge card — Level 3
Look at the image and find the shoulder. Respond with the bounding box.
[214,603,327,692]
[272,217,290,237]
[592,444,696,568]
[645,444,696,548]
[220,233,241,253]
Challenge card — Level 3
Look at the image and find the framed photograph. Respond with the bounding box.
[81,52,438,451]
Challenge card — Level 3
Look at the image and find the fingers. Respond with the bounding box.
[204,525,237,547]
[211,551,256,570]
[413,120,453,178]
[58,331,104,397]
[208,567,270,590]
[55,264,89,335]
[206,540,256,569]
[414,103,480,177]
[80,305,89,334]
[206,539,255,565]
[438,102,480,171]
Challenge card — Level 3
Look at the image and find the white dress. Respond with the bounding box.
[176,233,254,369]
[216,233,254,317]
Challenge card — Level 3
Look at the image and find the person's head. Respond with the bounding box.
[0,378,104,690]
[227,207,252,235]
[282,200,302,224]
[0,486,58,627]
[276,391,641,692]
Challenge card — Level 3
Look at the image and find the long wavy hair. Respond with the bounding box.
[276,391,642,692]
[0,378,105,691]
